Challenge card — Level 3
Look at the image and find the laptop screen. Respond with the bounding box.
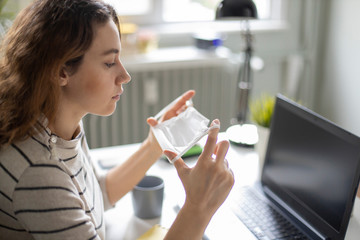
[261,95,360,239]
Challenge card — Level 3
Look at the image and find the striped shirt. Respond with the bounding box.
[0,118,112,240]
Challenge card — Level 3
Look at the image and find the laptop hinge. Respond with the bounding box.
[263,186,329,240]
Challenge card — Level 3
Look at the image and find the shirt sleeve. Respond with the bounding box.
[96,172,113,210]
[81,132,114,211]
[12,165,102,240]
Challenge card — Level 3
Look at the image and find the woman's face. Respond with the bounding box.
[61,20,131,117]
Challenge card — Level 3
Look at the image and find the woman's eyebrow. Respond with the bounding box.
[102,48,119,56]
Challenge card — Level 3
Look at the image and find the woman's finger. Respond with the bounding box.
[164,150,189,179]
[224,158,229,169]
[198,119,220,165]
[163,90,195,120]
[176,105,187,115]
[214,140,230,166]
[171,90,195,111]
[146,117,158,127]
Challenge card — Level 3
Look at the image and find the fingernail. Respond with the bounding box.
[212,119,220,126]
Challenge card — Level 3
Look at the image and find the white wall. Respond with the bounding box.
[317,0,360,136]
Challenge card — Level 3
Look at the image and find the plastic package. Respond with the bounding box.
[151,97,220,164]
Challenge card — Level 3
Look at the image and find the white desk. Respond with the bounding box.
[90,137,360,240]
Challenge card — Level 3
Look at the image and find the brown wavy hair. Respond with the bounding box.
[0,0,120,147]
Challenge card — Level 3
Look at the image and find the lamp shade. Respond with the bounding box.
[216,0,258,19]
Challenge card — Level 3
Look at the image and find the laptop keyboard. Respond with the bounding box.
[232,186,309,240]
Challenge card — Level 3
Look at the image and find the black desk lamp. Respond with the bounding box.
[216,0,259,146]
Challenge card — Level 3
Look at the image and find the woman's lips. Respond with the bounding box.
[112,94,120,100]
[112,88,123,100]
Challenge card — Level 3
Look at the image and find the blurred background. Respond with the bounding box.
[2,0,359,148]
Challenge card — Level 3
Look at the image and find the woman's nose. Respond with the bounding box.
[117,62,131,85]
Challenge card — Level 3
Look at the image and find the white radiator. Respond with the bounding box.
[83,47,238,149]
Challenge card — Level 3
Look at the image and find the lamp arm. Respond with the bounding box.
[236,21,253,124]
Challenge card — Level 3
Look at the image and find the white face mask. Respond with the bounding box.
[151,97,220,164]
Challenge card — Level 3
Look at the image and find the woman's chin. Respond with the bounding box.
[93,105,117,117]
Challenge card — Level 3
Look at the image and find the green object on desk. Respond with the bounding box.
[182,144,203,158]
[161,144,203,162]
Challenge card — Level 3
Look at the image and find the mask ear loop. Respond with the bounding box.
[169,123,220,164]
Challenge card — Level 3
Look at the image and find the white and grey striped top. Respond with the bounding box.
[0,117,112,240]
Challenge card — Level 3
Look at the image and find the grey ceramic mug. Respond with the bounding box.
[132,175,164,219]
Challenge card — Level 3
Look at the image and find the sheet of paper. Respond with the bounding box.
[137,224,168,240]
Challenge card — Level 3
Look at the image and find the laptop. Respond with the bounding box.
[230,94,360,240]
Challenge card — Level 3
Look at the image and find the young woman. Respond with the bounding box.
[0,0,234,239]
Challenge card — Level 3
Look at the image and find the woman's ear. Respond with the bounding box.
[59,66,69,86]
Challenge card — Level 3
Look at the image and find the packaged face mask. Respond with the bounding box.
[151,97,220,164]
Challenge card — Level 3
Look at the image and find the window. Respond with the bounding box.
[163,0,219,22]
[104,0,152,16]
[163,0,273,22]
[105,0,281,25]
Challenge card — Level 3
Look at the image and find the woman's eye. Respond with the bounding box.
[105,62,116,68]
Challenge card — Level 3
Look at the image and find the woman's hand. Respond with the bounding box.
[106,91,195,205]
[145,90,196,156]
[164,119,234,239]
[165,119,234,214]
[147,90,195,126]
